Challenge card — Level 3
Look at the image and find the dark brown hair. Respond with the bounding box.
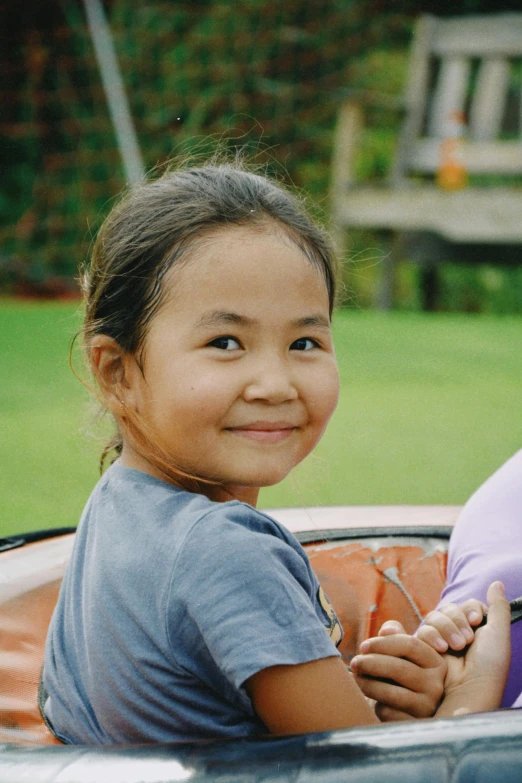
[82,159,338,483]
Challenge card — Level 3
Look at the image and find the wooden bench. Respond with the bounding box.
[330,13,522,309]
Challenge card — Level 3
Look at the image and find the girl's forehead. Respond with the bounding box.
[158,227,330,319]
[190,223,303,260]
[164,225,323,291]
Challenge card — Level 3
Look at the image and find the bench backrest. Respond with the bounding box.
[395,14,522,183]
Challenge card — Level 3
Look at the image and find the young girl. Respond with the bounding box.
[42,161,510,744]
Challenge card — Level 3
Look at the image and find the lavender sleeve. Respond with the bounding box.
[436,450,522,708]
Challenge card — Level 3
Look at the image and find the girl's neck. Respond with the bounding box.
[119,445,259,507]
[206,484,259,507]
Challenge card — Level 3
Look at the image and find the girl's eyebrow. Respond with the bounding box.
[195,312,254,328]
[294,315,331,329]
[195,312,331,330]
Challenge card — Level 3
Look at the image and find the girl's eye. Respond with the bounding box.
[291,338,319,351]
[208,336,241,351]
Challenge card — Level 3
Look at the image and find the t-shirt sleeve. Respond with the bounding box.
[166,505,340,690]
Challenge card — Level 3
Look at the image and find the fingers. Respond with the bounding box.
[421,602,482,652]
[352,650,438,691]
[352,635,446,720]
[484,581,510,637]
[441,582,511,711]
[375,703,417,723]
[352,659,443,719]
[417,624,450,653]
[460,598,488,627]
[378,620,406,637]
[357,633,444,671]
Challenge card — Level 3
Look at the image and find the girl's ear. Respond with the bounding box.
[89,335,138,414]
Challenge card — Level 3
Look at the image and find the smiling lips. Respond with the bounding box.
[227,422,298,443]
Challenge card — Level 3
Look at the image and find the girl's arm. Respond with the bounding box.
[246,656,378,734]
[246,582,509,734]
[246,634,447,734]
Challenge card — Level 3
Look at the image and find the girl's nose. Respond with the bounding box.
[242,360,299,404]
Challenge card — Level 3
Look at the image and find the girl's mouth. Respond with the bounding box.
[226,422,297,443]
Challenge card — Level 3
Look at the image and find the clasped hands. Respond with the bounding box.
[350,581,511,720]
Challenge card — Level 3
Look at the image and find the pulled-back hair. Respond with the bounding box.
[82,160,338,480]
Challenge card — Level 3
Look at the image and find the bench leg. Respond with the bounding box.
[377,231,398,310]
[420,262,440,312]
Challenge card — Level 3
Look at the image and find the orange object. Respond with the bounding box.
[305,537,447,663]
[0,535,74,746]
[436,110,468,191]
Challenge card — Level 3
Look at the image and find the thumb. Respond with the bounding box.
[378,620,406,637]
[485,581,511,636]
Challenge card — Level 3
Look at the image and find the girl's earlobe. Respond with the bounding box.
[89,335,133,414]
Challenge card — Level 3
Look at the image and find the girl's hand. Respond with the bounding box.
[350,633,446,721]
[417,599,487,653]
[435,581,511,717]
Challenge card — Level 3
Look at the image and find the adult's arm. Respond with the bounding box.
[435,450,522,707]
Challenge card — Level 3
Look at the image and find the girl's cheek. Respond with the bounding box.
[312,364,340,424]
[322,361,340,407]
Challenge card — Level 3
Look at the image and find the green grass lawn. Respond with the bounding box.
[1,301,521,536]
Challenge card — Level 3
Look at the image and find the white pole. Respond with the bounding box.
[82,0,145,185]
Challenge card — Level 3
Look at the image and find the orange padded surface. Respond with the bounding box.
[0,535,74,745]
[304,536,448,662]
[0,530,448,745]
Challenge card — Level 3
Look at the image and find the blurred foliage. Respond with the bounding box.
[1,0,521,311]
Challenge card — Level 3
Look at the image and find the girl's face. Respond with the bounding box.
[120,225,340,504]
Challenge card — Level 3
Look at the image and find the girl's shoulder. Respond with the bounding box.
[185,497,301,557]
[167,499,320,628]
[93,462,299,554]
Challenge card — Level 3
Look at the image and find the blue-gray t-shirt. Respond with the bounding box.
[43,463,342,744]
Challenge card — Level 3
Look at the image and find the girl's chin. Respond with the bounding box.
[222,475,289,492]
[209,469,294,500]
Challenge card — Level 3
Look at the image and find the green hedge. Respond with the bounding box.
[2,1,521,311]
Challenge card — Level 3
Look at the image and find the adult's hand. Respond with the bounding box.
[436,581,511,717]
